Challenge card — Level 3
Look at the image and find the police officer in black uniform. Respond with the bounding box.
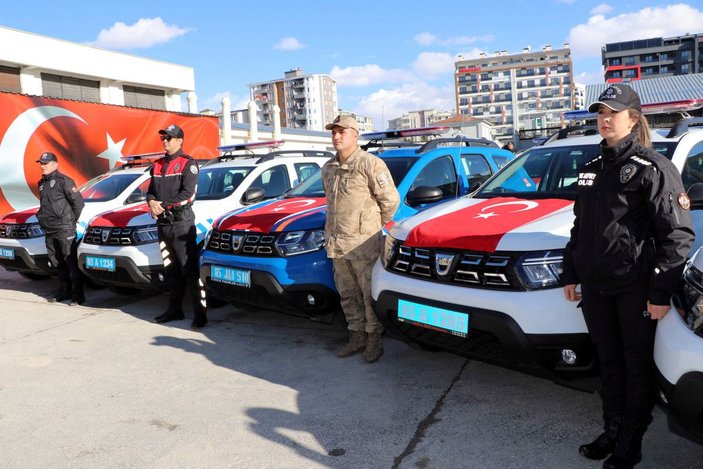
[147,124,207,329]
[35,152,86,305]
[562,84,694,469]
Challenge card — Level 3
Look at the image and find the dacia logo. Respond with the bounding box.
[435,253,455,276]
[101,229,110,243]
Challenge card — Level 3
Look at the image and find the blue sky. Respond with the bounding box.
[2,1,703,129]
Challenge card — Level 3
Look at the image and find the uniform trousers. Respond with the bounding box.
[581,283,657,427]
[332,257,383,334]
[158,222,206,314]
[45,229,83,297]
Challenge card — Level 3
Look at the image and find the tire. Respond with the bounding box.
[18,271,52,281]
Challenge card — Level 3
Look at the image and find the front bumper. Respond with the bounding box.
[0,238,53,274]
[200,248,339,316]
[372,261,596,390]
[654,306,703,443]
[77,242,166,291]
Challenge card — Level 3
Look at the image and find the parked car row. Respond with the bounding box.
[1,121,702,444]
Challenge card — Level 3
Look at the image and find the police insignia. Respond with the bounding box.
[174,164,181,172]
[678,192,691,210]
[619,164,637,183]
[50,179,55,188]
[190,164,198,174]
[71,186,77,192]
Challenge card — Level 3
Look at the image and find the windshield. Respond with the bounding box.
[80,173,143,202]
[196,167,253,201]
[476,141,677,200]
[380,156,420,186]
[287,171,324,197]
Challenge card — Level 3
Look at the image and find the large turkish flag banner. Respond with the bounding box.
[0,92,219,214]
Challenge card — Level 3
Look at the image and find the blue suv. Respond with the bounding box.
[200,130,515,317]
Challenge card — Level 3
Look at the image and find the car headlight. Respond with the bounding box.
[515,250,563,290]
[381,234,397,268]
[275,230,325,256]
[132,225,159,245]
[678,264,703,337]
[25,223,45,238]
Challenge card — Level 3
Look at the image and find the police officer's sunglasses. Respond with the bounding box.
[160,135,173,141]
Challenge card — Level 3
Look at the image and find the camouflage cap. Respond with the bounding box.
[325,114,359,132]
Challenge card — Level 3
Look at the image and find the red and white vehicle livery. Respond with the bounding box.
[373,118,703,390]
[77,142,332,291]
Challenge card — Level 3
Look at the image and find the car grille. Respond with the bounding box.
[0,223,39,239]
[83,226,134,246]
[207,229,280,257]
[388,242,523,290]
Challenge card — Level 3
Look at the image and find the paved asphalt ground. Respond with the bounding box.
[1,269,701,469]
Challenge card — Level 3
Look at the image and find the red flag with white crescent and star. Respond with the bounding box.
[0,92,219,214]
[404,197,573,252]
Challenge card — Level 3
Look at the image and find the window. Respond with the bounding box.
[682,50,691,60]
[0,65,20,93]
[42,73,99,102]
[80,173,143,202]
[294,163,321,184]
[643,55,654,63]
[410,156,458,200]
[461,154,493,189]
[611,58,621,66]
[196,167,252,200]
[252,165,291,199]
[123,85,166,110]
[682,64,690,74]
[681,142,703,191]
[623,69,637,78]
[623,56,636,66]
[661,66,670,73]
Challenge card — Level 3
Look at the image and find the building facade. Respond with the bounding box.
[602,33,703,83]
[455,45,575,139]
[388,109,455,130]
[338,110,374,133]
[248,68,338,132]
[0,26,197,112]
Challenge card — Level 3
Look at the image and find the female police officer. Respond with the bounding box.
[561,84,694,469]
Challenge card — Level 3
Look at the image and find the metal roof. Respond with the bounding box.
[585,74,703,106]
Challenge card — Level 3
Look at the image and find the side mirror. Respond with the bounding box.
[688,183,703,210]
[242,187,265,205]
[406,186,443,208]
[125,193,147,205]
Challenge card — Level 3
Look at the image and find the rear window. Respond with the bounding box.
[81,173,143,202]
[380,156,419,186]
[196,167,253,201]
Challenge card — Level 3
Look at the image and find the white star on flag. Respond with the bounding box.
[475,212,497,219]
[97,133,126,168]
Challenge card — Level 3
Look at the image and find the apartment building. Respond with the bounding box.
[249,68,338,132]
[602,33,703,83]
[455,44,574,138]
[0,26,197,112]
[338,110,374,133]
[388,109,454,130]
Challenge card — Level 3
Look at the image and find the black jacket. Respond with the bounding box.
[146,149,198,224]
[36,170,85,234]
[561,133,695,305]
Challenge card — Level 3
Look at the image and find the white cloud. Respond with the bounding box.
[568,4,703,58]
[273,37,305,50]
[90,18,191,49]
[355,82,455,130]
[455,48,487,61]
[412,52,455,79]
[590,3,613,15]
[413,31,494,46]
[330,64,412,87]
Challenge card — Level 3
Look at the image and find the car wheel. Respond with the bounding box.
[18,271,52,281]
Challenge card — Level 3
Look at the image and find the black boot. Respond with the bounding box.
[69,285,85,306]
[49,284,72,303]
[190,278,207,330]
[579,416,623,460]
[154,305,185,324]
[603,425,647,469]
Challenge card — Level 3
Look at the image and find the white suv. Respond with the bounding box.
[373,118,703,390]
[654,245,703,444]
[0,155,156,280]
[77,142,332,292]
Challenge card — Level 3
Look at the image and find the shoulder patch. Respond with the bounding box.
[50,179,55,188]
[620,163,637,183]
[376,171,392,188]
[190,164,198,175]
[678,192,691,210]
[71,186,78,192]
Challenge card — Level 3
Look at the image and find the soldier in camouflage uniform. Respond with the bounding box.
[322,115,400,363]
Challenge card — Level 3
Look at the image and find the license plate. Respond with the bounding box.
[397,299,469,337]
[85,255,116,272]
[210,265,250,287]
[0,247,14,259]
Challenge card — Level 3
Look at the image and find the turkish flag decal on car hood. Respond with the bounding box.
[404,197,573,252]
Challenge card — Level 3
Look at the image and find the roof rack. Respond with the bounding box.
[256,150,334,163]
[361,140,420,152]
[666,117,703,138]
[109,152,163,171]
[541,125,599,145]
[209,140,286,165]
[361,126,450,140]
[418,136,498,153]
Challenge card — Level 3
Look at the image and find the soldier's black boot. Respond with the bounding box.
[190,278,207,330]
[69,282,85,306]
[579,416,623,460]
[603,425,647,469]
[49,283,72,303]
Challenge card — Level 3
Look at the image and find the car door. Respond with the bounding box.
[401,154,459,218]
[681,138,703,253]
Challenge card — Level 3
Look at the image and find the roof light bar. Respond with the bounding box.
[120,152,164,162]
[217,140,285,153]
[361,126,450,140]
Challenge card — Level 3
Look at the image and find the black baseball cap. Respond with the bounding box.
[36,152,58,164]
[158,124,184,139]
[588,84,641,113]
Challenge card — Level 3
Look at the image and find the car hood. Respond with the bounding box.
[216,197,327,233]
[0,206,39,224]
[89,203,153,227]
[388,196,575,252]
